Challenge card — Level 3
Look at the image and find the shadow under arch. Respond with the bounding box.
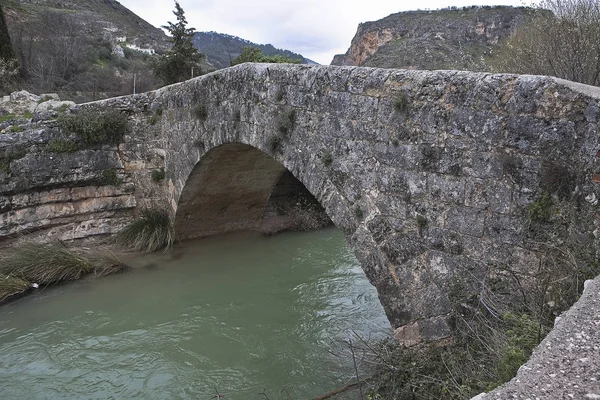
[174,142,331,241]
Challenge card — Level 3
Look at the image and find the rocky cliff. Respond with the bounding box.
[331,6,538,70]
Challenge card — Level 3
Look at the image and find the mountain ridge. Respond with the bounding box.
[193,31,315,70]
[331,6,540,71]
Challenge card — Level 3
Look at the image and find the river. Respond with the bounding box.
[0,228,390,399]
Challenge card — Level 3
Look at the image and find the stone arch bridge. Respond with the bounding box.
[1,64,599,342]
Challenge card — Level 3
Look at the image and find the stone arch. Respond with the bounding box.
[175,142,334,240]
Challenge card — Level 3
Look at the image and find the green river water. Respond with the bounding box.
[0,228,390,399]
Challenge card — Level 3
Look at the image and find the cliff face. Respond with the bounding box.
[331,6,538,70]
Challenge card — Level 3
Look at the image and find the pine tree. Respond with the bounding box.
[153,1,204,85]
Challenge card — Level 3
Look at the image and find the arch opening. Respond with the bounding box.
[174,143,331,241]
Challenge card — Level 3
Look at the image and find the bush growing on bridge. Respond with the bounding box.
[116,208,175,253]
[151,168,165,182]
[321,151,333,167]
[60,109,128,145]
[193,103,207,121]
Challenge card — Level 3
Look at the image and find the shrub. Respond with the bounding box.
[354,206,364,219]
[38,95,54,104]
[45,138,79,153]
[322,151,333,167]
[393,94,409,112]
[193,103,207,120]
[267,134,281,151]
[0,241,127,285]
[416,214,428,230]
[540,160,575,199]
[277,109,296,135]
[60,109,128,145]
[0,149,27,174]
[102,169,122,186]
[116,208,175,253]
[528,193,553,223]
[151,168,165,182]
[148,114,160,125]
[9,125,24,133]
[0,275,30,302]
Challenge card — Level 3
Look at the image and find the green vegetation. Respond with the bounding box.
[0,4,15,61]
[116,208,175,253]
[0,241,127,289]
[230,46,302,66]
[393,94,409,112]
[0,3,18,94]
[267,134,281,151]
[149,108,163,125]
[193,31,306,70]
[152,1,204,85]
[45,138,79,153]
[354,206,364,219]
[193,103,207,120]
[151,168,165,182]
[60,109,128,145]
[102,169,122,187]
[321,151,333,167]
[366,311,544,399]
[37,95,54,104]
[9,125,24,133]
[277,109,296,136]
[0,148,26,174]
[528,192,553,223]
[0,112,32,123]
[416,214,428,231]
[0,275,29,303]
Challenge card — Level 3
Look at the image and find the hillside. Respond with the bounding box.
[331,6,540,71]
[2,0,172,100]
[193,31,314,69]
[3,0,168,49]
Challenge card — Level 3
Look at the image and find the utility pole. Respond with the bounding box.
[191,66,194,79]
[133,73,137,95]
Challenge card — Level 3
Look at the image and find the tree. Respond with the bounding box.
[0,4,14,61]
[489,0,600,86]
[230,46,302,66]
[153,1,204,85]
[0,4,18,93]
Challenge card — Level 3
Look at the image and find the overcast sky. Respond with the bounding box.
[118,0,527,64]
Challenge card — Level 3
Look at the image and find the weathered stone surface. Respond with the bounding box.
[0,64,598,353]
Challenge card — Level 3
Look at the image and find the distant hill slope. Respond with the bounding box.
[2,0,171,99]
[193,31,315,69]
[3,0,168,49]
[331,6,539,71]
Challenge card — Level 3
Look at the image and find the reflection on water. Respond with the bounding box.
[0,228,390,399]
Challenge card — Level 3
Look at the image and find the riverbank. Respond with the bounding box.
[0,240,128,305]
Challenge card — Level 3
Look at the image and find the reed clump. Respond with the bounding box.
[0,241,128,303]
[116,208,175,253]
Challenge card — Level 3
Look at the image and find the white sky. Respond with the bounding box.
[118,0,528,64]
